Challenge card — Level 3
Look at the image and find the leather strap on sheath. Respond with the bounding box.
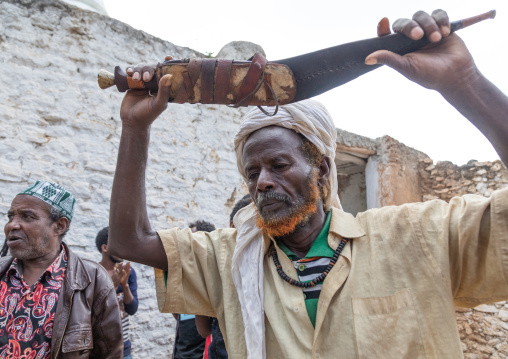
[215,59,233,104]
[234,53,267,106]
[167,53,280,115]
[233,53,278,115]
[200,59,216,104]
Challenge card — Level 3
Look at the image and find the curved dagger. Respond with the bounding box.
[98,10,496,105]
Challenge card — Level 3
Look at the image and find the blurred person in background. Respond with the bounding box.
[196,195,252,359]
[96,226,139,359]
[173,220,215,359]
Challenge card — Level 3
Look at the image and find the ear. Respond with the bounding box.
[54,217,69,237]
[101,244,108,253]
[317,155,331,188]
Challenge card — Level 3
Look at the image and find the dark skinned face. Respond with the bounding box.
[4,195,63,260]
[242,126,322,235]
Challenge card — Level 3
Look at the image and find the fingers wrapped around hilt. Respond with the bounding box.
[97,53,297,110]
[374,9,496,40]
[97,66,159,92]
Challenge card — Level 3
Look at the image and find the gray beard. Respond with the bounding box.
[11,233,52,261]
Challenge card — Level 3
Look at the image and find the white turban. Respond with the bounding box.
[231,99,341,359]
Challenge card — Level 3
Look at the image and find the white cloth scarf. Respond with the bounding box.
[231,99,342,359]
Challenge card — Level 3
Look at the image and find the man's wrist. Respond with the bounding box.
[438,67,483,101]
[121,123,152,136]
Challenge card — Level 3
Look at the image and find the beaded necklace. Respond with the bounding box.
[269,238,349,288]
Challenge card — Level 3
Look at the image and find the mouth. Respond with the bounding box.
[261,201,279,209]
[6,236,24,246]
[258,200,286,214]
[256,192,292,216]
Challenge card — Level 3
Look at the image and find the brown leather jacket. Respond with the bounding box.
[0,243,123,358]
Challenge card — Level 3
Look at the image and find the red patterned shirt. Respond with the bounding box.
[0,246,67,358]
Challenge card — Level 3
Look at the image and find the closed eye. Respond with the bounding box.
[247,172,259,180]
[273,164,289,171]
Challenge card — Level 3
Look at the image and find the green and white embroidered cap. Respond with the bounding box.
[19,181,75,221]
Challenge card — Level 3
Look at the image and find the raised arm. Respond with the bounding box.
[109,66,173,271]
[365,10,508,166]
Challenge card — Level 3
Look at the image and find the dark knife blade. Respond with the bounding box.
[276,10,495,103]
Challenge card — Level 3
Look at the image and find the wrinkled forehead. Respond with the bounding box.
[243,126,303,153]
[241,126,309,175]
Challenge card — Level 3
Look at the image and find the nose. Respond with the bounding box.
[5,217,21,234]
[256,168,276,192]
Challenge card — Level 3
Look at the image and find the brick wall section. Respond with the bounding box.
[419,159,508,358]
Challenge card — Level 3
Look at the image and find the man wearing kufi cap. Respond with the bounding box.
[0,181,123,358]
[108,10,508,359]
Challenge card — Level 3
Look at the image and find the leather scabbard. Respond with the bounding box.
[155,54,297,107]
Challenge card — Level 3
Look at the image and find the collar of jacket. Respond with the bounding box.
[0,243,92,291]
[60,242,92,291]
[50,243,92,358]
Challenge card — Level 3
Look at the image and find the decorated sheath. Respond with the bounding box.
[98,10,495,113]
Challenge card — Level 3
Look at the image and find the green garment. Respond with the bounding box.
[277,211,333,326]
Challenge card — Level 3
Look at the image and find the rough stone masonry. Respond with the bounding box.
[1,0,508,357]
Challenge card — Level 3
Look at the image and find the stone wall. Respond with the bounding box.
[3,0,508,357]
[0,0,248,356]
[419,159,508,202]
